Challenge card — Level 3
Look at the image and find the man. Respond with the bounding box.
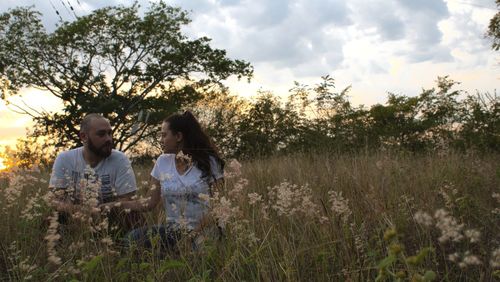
[49,113,142,230]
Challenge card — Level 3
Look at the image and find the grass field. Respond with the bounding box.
[0,151,499,281]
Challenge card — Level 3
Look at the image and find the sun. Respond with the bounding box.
[0,157,7,171]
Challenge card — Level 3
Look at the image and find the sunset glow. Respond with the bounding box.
[0,157,7,171]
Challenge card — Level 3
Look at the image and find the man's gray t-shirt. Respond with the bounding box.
[49,147,137,203]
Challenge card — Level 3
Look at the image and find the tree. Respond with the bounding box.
[235,92,298,158]
[415,76,461,148]
[457,92,500,151]
[191,89,248,158]
[369,94,424,151]
[487,0,500,51]
[0,2,252,152]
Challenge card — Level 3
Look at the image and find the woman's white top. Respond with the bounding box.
[151,154,223,230]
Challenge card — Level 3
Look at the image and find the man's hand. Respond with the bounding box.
[99,201,121,213]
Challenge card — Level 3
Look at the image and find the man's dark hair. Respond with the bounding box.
[80,113,107,133]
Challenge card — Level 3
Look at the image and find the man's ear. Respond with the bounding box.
[80,131,88,144]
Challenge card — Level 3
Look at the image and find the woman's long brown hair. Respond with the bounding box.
[164,111,224,181]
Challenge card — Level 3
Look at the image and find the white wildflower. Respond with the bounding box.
[434,209,464,243]
[413,211,434,227]
[211,196,238,228]
[328,190,352,223]
[225,159,242,178]
[464,229,481,243]
[490,248,500,268]
[101,237,113,246]
[229,178,249,198]
[459,252,481,268]
[198,193,210,202]
[247,192,262,205]
[175,150,192,164]
[448,252,460,262]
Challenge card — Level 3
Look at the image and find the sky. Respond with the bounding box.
[0,0,498,150]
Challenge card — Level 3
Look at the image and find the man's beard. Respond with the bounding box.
[88,138,113,158]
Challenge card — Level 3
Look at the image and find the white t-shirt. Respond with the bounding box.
[151,154,223,230]
[49,147,137,203]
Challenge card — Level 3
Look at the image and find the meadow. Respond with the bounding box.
[0,150,499,281]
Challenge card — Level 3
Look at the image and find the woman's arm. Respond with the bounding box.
[101,177,161,212]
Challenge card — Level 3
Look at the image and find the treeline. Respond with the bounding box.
[4,75,499,166]
[190,75,498,160]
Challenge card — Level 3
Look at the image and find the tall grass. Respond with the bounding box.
[0,151,499,281]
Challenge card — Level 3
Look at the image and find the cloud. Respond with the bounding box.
[164,0,216,14]
[225,0,290,29]
[398,0,448,15]
[347,1,406,41]
[186,0,351,73]
[347,0,452,63]
[0,0,497,102]
[0,0,455,68]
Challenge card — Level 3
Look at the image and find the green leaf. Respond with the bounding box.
[118,272,129,282]
[407,247,433,266]
[406,255,419,266]
[423,270,437,281]
[375,268,387,282]
[377,255,396,269]
[159,259,186,273]
[139,262,151,270]
[82,255,104,273]
[116,257,129,270]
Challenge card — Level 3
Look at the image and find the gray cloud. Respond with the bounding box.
[227,0,290,29]
[398,0,448,15]
[348,0,452,63]
[205,0,351,71]
[443,9,494,67]
[165,0,216,14]
[0,0,493,84]
[218,0,241,6]
[347,0,405,41]
[404,45,453,63]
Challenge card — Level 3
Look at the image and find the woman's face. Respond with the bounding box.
[160,122,182,154]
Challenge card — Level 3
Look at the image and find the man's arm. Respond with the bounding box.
[50,192,78,213]
[48,152,80,213]
[115,190,136,201]
[113,152,138,195]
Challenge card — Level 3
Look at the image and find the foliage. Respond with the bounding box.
[235,91,300,158]
[0,152,499,280]
[0,2,252,152]
[192,76,499,159]
[191,89,249,158]
[487,0,500,51]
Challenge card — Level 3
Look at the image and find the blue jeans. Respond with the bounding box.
[124,223,182,251]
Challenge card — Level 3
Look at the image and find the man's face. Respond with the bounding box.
[82,118,114,158]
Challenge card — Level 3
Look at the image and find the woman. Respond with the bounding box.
[102,111,224,250]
